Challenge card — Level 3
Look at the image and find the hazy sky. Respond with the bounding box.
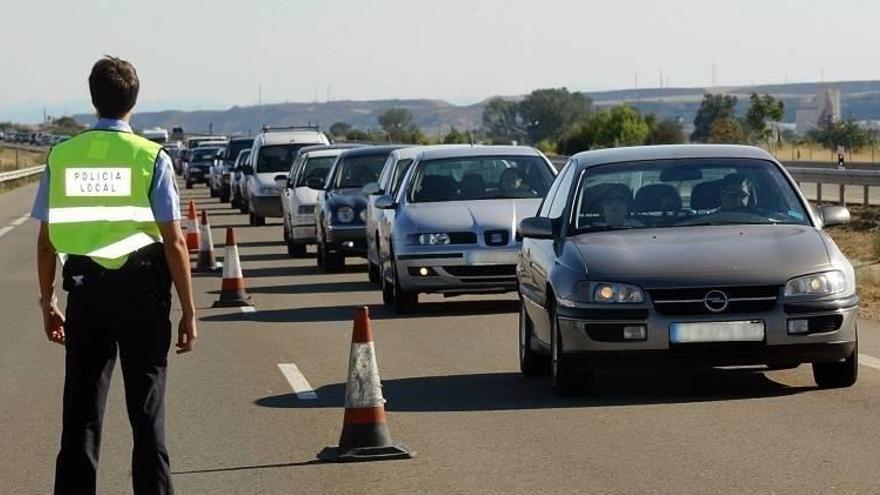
[2,0,879,120]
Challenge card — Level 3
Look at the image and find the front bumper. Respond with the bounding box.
[394,245,519,295]
[291,214,317,243]
[251,195,283,217]
[325,224,366,254]
[551,301,859,369]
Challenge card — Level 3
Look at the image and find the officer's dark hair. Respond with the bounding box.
[88,56,139,119]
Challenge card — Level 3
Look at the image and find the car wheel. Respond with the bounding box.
[209,185,218,198]
[248,210,256,226]
[391,253,417,313]
[239,200,249,214]
[220,191,229,203]
[520,300,548,377]
[550,299,592,396]
[253,212,266,226]
[185,180,193,189]
[368,261,380,283]
[283,220,290,242]
[813,335,858,389]
[381,260,394,307]
[316,237,325,268]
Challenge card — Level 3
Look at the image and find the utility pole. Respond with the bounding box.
[711,63,718,87]
[258,83,262,106]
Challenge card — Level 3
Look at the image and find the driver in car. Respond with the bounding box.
[499,168,532,197]
[596,184,643,228]
[718,173,754,212]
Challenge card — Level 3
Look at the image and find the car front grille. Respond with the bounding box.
[442,264,517,277]
[484,230,510,246]
[649,285,780,315]
[449,232,478,244]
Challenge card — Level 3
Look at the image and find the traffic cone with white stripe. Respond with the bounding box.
[193,210,221,273]
[212,228,253,307]
[185,201,200,252]
[318,306,414,462]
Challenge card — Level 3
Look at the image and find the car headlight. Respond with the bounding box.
[407,233,451,246]
[298,205,315,215]
[575,281,645,304]
[359,209,367,222]
[785,270,847,298]
[336,206,355,223]
[259,186,279,194]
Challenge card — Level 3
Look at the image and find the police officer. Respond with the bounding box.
[32,56,196,495]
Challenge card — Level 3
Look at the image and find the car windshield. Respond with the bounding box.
[191,148,219,162]
[409,155,554,203]
[226,139,254,160]
[296,156,337,187]
[332,155,388,189]
[256,144,312,173]
[573,158,810,233]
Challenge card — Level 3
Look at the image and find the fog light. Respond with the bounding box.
[342,241,355,248]
[419,267,429,276]
[623,325,647,341]
[788,319,809,335]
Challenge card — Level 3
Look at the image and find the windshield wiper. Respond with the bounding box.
[580,225,637,233]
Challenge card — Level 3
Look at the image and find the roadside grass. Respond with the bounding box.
[826,206,880,318]
[765,143,880,164]
[0,145,46,172]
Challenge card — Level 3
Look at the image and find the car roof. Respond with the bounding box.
[389,144,471,161]
[257,130,327,146]
[571,144,776,169]
[228,136,254,143]
[300,148,351,159]
[416,145,543,161]
[337,144,406,159]
[297,144,365,155]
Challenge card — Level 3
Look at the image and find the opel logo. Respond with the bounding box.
[703,290,729,313]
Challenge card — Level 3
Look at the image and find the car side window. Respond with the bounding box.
[377,155,395,192]
[546,162,576,220]
[390,159,414,197]
[538,160,571,218]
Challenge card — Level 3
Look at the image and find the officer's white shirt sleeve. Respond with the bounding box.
[150,151,181,222]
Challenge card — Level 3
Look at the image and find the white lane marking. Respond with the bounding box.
[860,354,880,371]
[0,214,29,239]
[239,306,256,313]
[277,363,318,400]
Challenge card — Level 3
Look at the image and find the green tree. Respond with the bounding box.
[744,93,784,143]
[481,97,521,143]
[518,88,592,144]
[378,108,421,143]
[810,118,872,152]
[343,128,370,142]
[707,117,746,144]
[691,94,738,143]
[329,121,352,138]
[442,126,468,144]
[645,115,685,145]
[595,105,649,147]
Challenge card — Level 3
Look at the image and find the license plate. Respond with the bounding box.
[670,321,765,344]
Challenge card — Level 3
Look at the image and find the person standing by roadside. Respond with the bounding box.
[32,56,196,495]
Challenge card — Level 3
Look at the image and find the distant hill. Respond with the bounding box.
[73,80,880,136]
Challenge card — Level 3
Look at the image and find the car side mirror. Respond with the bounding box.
[374,195,395,210]
[519,217,554,239]
[242,165,254,175]
[274,174,288,186]
[820,205,850,228]
[306,177,325,190]
[362,182,381,195]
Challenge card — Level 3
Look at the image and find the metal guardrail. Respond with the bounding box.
[0,165,46,184]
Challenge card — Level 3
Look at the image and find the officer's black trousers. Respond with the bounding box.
[54,244,174,495]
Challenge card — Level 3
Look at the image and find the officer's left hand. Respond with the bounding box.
[176,313,197,354]
[41,302,66,345]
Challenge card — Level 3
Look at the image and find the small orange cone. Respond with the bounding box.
[185,201,200,252]
[318,307,414,462]
[193,210,221,272]
[212,228,253,307]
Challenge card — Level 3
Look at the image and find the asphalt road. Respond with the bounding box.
[3,180,880,494]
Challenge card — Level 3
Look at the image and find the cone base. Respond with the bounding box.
[317,444,415,463]
[192,264,222,273]
[212,297,254,308]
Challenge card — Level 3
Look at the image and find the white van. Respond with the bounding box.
[245,126,330,226]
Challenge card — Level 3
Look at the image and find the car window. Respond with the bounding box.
[191,148,219,162]
[409,156,554,203]
[332,155,388,189]
[538,160,571,217]
[390,158,414,197]
[377,155,395,191]
[573,158,810,232]
[256,144,313,173]
[225,139,254,160]
[297,156,337,186]
[546,161,576,219]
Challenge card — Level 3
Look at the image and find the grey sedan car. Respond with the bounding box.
[518,145,858,395]
[374,146,557,312]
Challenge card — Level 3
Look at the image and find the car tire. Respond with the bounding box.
[253,212,266,226]
[283,221,290,242]
[550,299,592,396]
[239,201,249,214]
[248,210,256,226]
[813,336,858,389]
[319,237,344,272]
[185,180,193,189]
[381,261,394,307]
[220,191,229,203]
[391,252,417,313]
[519,300,548,377]
[368,260,380,283]
[209,185,218,198]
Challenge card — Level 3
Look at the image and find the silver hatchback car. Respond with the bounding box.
[374,146,557,312]
[518,145,858,395]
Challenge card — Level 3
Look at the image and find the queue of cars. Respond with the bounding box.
[1,130,69,145]
[187,129,860,395]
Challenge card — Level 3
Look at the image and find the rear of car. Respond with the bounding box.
[231,149,252,209]
[380,146,556,312]
[213,137,254,202]
[184,146,222,188]
[247,127,330,226]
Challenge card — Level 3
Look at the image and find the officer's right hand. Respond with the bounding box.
[176,313,197,354]
[41,302,66,345]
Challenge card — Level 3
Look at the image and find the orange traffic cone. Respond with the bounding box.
[193,210,221,273]
[318,307,414,462]
[212,228,253,308]
[185,200,200,252]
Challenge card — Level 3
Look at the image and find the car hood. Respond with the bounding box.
[402,198,542,233]
[571,224,832,288]
[326,188,368,208]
